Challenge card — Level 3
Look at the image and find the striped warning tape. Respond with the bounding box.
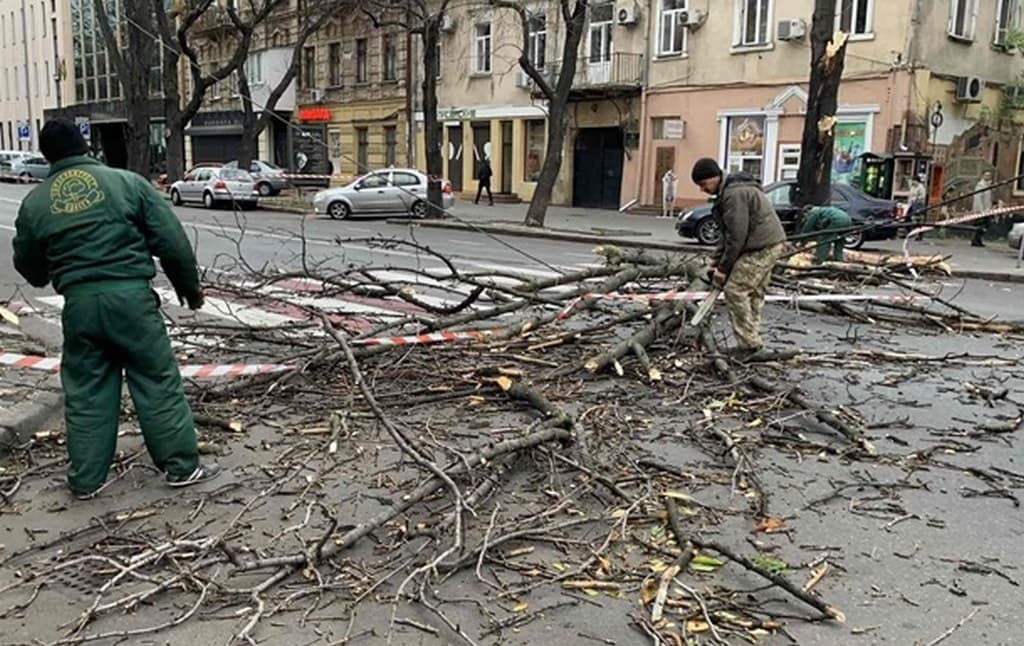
[0,352,294,378]
[598,291,932,305]
[902,205,1021,259]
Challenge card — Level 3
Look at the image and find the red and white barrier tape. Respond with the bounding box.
[599,290,932,305]
[902,204,1021,271]
[0,173,43,184]
[349,328,498,347]
[0,352,294,378]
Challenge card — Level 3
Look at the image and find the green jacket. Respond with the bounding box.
[12,156,200,301]
[710,173,786,274]
[800,206,851,234]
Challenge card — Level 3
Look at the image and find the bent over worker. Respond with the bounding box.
[12,119,220,499]
[690,158,786,355]
[799,205,852,264]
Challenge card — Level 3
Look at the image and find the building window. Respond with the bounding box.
[527,14,546,69]
[995,0,1021,46]
[382,34,396,81]
[524,119,544,182]
[652,117,684,139]
[356,127,368,171]
[725,116,765,181]
[301,46,315,88]
[659,0,687,56]
[384,125,397,166]
[474,23,491,73]
[836,0,872,36]
[436,42,442,78]
[948,0,977,40]
[328,42,341,86]
[778,144,800,181]
[736,0,770,47]
[356,38,368,83]
[245,52,262,83]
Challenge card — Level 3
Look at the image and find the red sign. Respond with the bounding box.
[298,107,331,122]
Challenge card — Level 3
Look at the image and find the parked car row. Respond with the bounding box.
[169,165,262,210]
[676,180,903,249]
[0,151,49,180]
[312,169,455,220]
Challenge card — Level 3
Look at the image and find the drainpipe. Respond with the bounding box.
[630,4,655,210]
[20,0,34,151]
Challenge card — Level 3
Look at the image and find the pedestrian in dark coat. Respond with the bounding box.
[475,159,493,205]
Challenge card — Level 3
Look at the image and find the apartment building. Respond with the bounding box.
[0,0,60,152]
[424,0,1024,210]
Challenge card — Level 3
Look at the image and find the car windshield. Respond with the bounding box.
[259,161,283,171]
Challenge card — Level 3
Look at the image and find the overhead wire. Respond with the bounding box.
[121,10,571,275]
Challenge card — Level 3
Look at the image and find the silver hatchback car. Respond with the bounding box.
[312,169,454,219]
[169,167,259,209]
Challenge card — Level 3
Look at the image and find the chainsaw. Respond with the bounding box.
[689,270,721,327]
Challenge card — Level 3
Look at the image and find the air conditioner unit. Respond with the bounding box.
[777,18,806,41]
[516,70,533,89]
[439,14,455,32]
[616,3,639,25]
[677,8,705,27]
[310,88,324,102]
[956,76,984,103]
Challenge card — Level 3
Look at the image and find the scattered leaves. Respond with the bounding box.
[688,554,724,573]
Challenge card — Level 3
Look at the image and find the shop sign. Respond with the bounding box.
[298,107,332,122]
[663,119,684,139]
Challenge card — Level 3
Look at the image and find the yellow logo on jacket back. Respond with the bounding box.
[50,169,105,214]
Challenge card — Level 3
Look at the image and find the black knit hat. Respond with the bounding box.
[39,119,90,163]
[690,157,722,183]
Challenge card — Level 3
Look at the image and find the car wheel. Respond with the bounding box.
[843,231,865,250]
[328,201,350,220]
[203,192,216,209]
[410,200,429,219]
[170,189,182,206]
[696,218,722,245]
[18,171,30,181]
[257,182,273,197]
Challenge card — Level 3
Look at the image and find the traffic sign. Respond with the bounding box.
[16,122,30,142]
[75,117,91,141]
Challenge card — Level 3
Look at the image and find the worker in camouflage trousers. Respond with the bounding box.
[690,158,786,355]
[12,119,220,499]
[800,205,852,264]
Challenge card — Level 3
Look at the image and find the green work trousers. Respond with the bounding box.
[60,279,198,495]
[813,233,847,264]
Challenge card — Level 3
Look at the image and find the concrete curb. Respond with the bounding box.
[0,381,63,451]
[952,268,1024,284]
[390,218,709,254]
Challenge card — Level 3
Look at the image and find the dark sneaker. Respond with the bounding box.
[167,463,222,488]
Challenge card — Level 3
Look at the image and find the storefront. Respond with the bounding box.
[642,78,903,208]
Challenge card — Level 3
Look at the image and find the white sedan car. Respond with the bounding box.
[313,169,454,220]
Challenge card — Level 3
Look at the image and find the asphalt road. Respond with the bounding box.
[1,182,1023,645]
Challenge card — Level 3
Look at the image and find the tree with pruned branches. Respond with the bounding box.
[154,0,288,183]
[364,0,454,217]
[492,0,587,227]
[234,0,355,172]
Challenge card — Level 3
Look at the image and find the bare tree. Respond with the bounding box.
[365,0,453,217]
[795,0,848,206]
[234,0,352,172]
[492,0,587,227]
[94,0,155,174]
[154,0,287,183]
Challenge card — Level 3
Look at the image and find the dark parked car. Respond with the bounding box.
[676,180,902,249]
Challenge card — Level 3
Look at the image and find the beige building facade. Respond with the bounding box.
[0,0,61,152]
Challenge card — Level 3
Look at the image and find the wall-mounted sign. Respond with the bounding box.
[663,119,684,139]
[439,108,476,121]
[298,107,331,122]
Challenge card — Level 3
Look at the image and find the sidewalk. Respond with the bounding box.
[407,201,1024,283]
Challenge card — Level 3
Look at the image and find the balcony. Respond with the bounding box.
[519,52,645,99]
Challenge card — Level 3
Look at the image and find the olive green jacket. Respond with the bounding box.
[12,156,200,301]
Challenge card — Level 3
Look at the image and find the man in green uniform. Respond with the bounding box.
[12,119,220,499]
[799,205,852,264]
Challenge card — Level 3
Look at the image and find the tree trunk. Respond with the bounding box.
[237,70,258,170]
[422,19,444,217]
[522,4,586,227]
[795,0,847,207]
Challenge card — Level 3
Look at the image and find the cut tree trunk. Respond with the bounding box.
[422,20,445,217]
[795,0,847,207]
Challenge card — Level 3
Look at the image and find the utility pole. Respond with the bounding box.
[20,0,35,151]
[795,0,848,206]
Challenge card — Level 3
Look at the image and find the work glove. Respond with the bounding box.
[180,289,205,310]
